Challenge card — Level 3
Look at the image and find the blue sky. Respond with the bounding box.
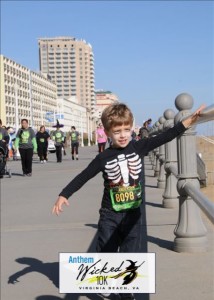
[1,0,213,130]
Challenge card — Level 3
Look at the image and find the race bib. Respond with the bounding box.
[40,138,45,143]
[110,183,142,211]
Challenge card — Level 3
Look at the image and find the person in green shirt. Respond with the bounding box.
[14,119,37,176]
[70,126,80,160]
[51,120,65,163]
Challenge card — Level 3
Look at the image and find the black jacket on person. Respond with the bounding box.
[36,131,50,148]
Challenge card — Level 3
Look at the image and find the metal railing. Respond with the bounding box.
[199,135,214,144]
[149,93,214,253]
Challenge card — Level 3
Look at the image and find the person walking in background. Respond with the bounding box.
[36,126,50,163]
[51,120,65,163]
[6,127,16,160]
[96,123,107,153]
[0,119,9,145]
[14,119,37,177]
[70,126,79,160]
[139,119,151,139]
[0,119,10,178]
[147,118,152,129]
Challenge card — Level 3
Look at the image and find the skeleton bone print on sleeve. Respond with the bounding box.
[105,153,142,187]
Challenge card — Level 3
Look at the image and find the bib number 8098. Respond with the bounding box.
[115,192,135,203]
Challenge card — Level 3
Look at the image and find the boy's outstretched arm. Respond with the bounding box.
[51,155,101,216]
[52,196,69,216]
[182,104,206,128]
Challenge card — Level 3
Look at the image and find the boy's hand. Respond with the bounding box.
[182,104,206,128]
[52,196,69,216]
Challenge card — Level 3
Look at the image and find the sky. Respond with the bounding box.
[1,0,214,131]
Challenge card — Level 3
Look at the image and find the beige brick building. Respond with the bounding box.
[38,37,96,115]
[0,55,57,131]
[95,90,119,120]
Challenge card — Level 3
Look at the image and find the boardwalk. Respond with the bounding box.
[1,146,213,300]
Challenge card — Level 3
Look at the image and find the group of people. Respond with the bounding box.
[1,116,152,178]
[0,118,82,178]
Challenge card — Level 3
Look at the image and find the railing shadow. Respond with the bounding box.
[146,201,163,208]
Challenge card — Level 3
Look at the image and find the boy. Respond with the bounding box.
[52,103,204,300]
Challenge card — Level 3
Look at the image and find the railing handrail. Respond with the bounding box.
[199,135,214,145]
[183,181,214,224]
[166,164,178,178]
[182,104,214,125]
[149,94,214,252]
[155,153,213,222]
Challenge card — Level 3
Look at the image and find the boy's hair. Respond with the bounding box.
[101,103,133,131]
[71,126,76,130]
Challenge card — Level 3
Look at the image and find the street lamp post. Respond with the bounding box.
[14,83,19,133]
[87,110,91,146]
[13,82,20,158]
[80,111,84,147]
[40,97,43,125]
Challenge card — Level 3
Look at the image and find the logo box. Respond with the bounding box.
[59,252,155,293]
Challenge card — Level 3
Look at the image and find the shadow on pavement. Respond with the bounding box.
[8,160,151,300]
[145,184,158,189]
[145,201,163,208]
[11,172,24,177]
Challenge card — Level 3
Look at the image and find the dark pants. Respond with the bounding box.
[71,142,79,155]
[38,145,48,161]
[19,148,33,174]
[55,145,62,162]
[98,142,106,153]
[96,207,141,253]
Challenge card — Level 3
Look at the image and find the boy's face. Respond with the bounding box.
[105,124,132,148]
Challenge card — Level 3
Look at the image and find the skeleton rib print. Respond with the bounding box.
[104,153,142,187]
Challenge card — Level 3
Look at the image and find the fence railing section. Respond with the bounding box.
[149,93,214,253]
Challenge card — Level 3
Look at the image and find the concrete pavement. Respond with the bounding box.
[1,146,213,300]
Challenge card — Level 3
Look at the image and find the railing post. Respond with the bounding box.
[173,93,207,253]
[162,109,179,208]
[157,117,166,188]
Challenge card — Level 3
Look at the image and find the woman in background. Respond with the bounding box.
[96,123,107,153]
[36,126,50,163]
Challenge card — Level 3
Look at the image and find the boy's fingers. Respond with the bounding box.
[52,205,58,215]
[52,204,61,215]
[193,104,206,116]
[52,199,69,215]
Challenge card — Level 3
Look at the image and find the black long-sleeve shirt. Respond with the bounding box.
[59,122,186,211]
[0,127,9,144]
